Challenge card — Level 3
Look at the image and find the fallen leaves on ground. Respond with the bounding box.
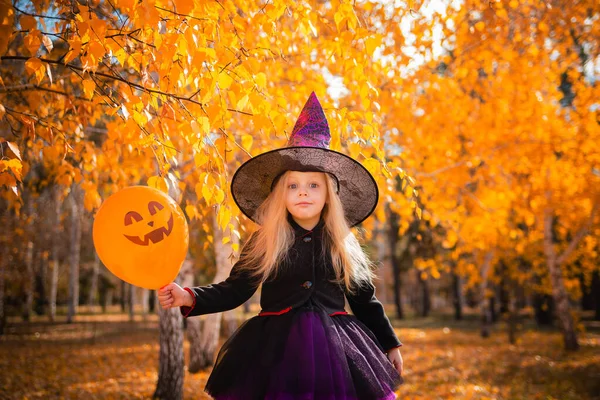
[0,314,599,399]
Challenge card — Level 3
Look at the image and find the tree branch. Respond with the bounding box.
[556,203,598,266]
[1,55,254,116]
[12,3,69,21]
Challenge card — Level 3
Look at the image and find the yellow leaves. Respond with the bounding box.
[217,205,232,231]
[265,2,287,20]
[191,117,210,136]
[195,173,226,206]
[254,72,267,89]
[24,30,41,55]
[0,158,23,181]
[82,40,106,70]
[217,72,233,89]
[20,15,37,31]
[363,158,381,177]
[364,35,382,56]
[63,37,82,65]
[475,21,485,32]
[241,134,253,152]
[24,57,45,84]
[147,175,169,194]
[41,34,53,52]
[194,152,209,168]
[82,79,95,99]
[6,141,21,160]
[334,3,358,31]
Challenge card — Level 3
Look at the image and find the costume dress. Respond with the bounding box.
[180,216,403,400]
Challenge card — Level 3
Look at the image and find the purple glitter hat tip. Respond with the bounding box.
[287,92,331,148]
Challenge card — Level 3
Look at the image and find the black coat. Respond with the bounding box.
[181,216,402,352]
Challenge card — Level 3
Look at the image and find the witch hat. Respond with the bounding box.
[231,92,378,227]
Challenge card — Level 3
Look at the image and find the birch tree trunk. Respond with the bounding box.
[49,185,62,322]
[141,289,150,317]
[480,250,494,338]
[88,253,100,310]
[154,285,185,400]
[129,284,135,322]
[452,263,463,320]
[189,215,237,372]
[23,241,34,321]
[543,208,589,351]
[222,220,240,338]
[387,206,405,319]
[36,250,48,316]
[0,233,6,335]
[67,185,82,324]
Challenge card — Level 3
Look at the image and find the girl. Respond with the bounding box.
[159,93,404,399]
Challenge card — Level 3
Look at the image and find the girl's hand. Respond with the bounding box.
[158,282,193,309]
[386,347,404,377]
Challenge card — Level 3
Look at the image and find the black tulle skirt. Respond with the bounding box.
[205,298,402,399]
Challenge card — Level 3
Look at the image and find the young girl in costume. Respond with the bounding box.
[158,92,404,399]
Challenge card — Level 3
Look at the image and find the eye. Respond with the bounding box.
[124,211,143,226]
[148,201,164,215]
[310,183,319,188]
[288,183,297,189]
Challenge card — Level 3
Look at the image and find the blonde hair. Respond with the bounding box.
[240,171,375,294]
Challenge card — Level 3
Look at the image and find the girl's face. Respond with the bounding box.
[284,171,328,228]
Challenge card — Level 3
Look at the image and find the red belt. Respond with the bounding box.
[258,307,348,317]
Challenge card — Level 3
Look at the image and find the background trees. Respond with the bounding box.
[0,0,598,393]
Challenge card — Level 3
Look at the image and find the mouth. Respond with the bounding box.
[124,213,174,246]
[296,202,312,206]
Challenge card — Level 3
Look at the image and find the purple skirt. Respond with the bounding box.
[205,299,402,399]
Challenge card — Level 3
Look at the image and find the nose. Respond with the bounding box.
[148,221,154,227]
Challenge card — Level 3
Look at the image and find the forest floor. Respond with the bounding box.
[0,310,599,400]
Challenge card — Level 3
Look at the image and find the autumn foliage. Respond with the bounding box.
[0,0,599,388]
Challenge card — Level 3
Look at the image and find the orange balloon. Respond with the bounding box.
[93,186,189,290]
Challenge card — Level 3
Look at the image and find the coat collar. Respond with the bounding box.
[287,213,325,237]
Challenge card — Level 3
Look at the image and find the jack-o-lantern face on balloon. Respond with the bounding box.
[93,186,189,290]
[123,201,174,246]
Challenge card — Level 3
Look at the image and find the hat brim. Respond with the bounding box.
[231,147,379,227]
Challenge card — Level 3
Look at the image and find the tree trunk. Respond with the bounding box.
[0,239,6,335]
[23,241,34,321]
[387,207,405,319]
[533,293,554,326]
[543,210,580,351]
[120,280,126,312]
[35,250,48,316]
[507,284,518,345]
[593,270,600,321]
[480,250,494,338]
[373,218,388,304]
[49,185,62,322]
[67,186,82,324]
[154,291,185,400]
[221,220,241,338]
[417,272,431,317]
[142,289,150,317]
[129,284,135,322]
[189,215,237,372]
[180,259,205,373]
[452,266,463,320]
[88,253,100,310]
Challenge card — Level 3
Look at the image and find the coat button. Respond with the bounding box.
[303,236,312,242]
[302,280,313,289]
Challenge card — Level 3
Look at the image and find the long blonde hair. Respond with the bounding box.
[240,171,375,294]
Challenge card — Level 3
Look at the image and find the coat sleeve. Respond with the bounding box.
[180,233,260,318]
[345,280,402,352]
